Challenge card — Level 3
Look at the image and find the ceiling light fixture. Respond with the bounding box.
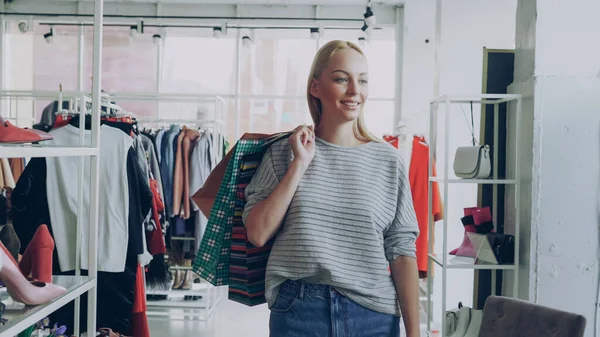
[242,35,252,47]
[153,34,162,45]
[310,27,320,40]
[213,27,222,38]
[364,0,376,27]
[44,27,54,43]
[18,21,28,34]
[361,23,373,37]
[129,25,138,38]
[358,37,366,47]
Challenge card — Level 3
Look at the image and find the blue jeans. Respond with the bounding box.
[269,280,401,337]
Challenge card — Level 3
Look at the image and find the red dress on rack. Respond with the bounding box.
[409,136,443,278]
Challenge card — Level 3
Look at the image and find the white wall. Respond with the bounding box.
[510,1,600,335]
[401,0,517,327]
[5,31,34,127]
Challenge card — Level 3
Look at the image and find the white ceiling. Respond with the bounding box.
[93,0,404,4]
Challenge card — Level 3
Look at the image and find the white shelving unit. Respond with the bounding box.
[0,1,104,335]
[425,94,522,337]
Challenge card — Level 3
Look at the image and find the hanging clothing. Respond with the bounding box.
[189,131,214,252]
[8,158,24,184]
[0,158,15,190]
[45,124,134,272]
[408,136,443,278]
[160,125,180,217]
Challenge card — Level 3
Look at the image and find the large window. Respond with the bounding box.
[240,37,315,96]
[161,36,236,95]
[5,23,397,141]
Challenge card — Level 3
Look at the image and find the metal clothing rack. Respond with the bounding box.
[107,92,227,164]
[111,93,227,321]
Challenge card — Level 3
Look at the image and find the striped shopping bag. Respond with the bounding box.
[192,132,291,289]
[229,152,275,306]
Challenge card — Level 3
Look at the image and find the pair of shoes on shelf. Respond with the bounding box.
[0,117,53,144]
[449,207,495,257]
[172,270,193,290]
[172,259,193,290]
[0,224,66,305]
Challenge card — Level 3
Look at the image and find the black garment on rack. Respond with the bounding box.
[11,146,151,335]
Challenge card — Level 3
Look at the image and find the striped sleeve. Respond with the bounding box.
[242,147,280,225]
[384,156,420,261]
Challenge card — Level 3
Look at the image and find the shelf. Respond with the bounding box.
[146,283,210,297]
[169,265,193,270]
[0,276,96,337]
[429,177,517,184]
[0,144,98,158]
[170,236,195,241]
[429,254,516,270]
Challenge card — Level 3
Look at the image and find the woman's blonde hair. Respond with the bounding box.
[307,40,380,142]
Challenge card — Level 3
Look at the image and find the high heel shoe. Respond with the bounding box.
[0,242,66,305]
[0,118,52,144]
[19,224,54,283]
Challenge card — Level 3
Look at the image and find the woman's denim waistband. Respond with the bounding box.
[278,280,336,299]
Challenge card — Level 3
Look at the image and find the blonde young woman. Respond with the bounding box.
[242,40,421,337]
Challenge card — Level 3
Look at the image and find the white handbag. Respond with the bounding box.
[453,101,492,179]
[453,145,491,179]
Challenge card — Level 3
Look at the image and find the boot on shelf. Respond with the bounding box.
[473,207,494,234]
[171,270,183,290]
[449,208,478,257]
[0,224,20,262]
[0,242,66,305]
[180,260,193,291]
[19,224,54,283]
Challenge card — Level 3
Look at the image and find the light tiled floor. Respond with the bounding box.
[148,298,270,337]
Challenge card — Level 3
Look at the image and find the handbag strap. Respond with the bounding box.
[470,101,476,146]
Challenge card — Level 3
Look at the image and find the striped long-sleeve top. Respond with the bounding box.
[242,136,419,316]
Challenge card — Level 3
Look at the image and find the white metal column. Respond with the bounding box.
[87,0,104,334]
[0,18,7,118]
[393,6,404,128]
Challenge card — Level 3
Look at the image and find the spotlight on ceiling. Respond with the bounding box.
[129,25,138,38]
[242,35,252,48]
[361,23,373,37]
[44,28,54,43]
[153,34,162,45]
[310,27,320,40]
[358,37,366,47]
[213,27,222,38]
[364,0,376,27]
[18,21,28,33]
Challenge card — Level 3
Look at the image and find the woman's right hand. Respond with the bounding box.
[289,124,316,169]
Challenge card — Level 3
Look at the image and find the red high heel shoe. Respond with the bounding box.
[19,224,54,283]
[0,117,53,144]
[0,242,66,305]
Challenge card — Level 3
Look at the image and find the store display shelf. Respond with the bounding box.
[145,297,209,309]
[146,283,209,297]
[429,177,517,185]
[0,145,98,158]
[428,254,516,270]
[171,236,195,241]
[0,276,96,337]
